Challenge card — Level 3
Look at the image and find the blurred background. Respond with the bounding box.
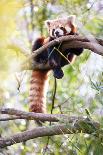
[0,0,103,154]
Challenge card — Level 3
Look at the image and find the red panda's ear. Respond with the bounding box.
[67,15,77,33]
[45,20,51,28]
[67,15,76,26]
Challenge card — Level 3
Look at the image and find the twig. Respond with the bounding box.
[54,47,75,70]
[51,78,57,114]
[83,2,95,14]
[44,77,57,154]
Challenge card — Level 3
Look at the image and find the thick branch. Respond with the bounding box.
[62,40,103,56]
[0,108,100,148]
[22,35,103,70]
[0,119,100,148]
[0,108,85,122]
[31,35,103,58]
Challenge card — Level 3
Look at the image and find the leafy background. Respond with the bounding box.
[0,0,103,154]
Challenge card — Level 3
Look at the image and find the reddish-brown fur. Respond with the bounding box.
[29,36,50,113]
[29,16,78,114]
[29,71,49,113]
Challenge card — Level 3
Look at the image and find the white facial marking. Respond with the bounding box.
[50,29,53,37]
[65,26,71,33]
[54,28,64,37]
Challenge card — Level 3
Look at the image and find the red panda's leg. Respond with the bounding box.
[32,37,48,63]
[68,48,83,56]
[32,37,45,51]
[47,37,64,79]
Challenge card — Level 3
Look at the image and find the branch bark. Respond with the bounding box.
[0,108,87,122]
[0,108,100,148]
[0,118,100,148]
[21,35,103,71]
[31,35,103,57]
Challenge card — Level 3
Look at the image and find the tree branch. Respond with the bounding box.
[21,35,103,71]
[0,108,86,122]
[0,116,27,121]
[0,118,100,148]
[31,35,103,57]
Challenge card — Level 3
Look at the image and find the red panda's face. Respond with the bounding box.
[51,26,68,38]
[45,15,77,38]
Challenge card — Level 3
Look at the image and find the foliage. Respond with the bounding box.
[0,0,103,154]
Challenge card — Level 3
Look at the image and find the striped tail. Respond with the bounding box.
[29,70,49,113]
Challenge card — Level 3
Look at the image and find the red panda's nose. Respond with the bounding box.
[55,31,59,36]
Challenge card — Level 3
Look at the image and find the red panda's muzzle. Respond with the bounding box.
[52,28,65,38]
[55,31,60,37]
[52,27,68,38]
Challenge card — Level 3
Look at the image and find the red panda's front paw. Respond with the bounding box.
[53,67,64,79]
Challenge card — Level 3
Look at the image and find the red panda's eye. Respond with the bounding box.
[60,27,64,29]
[60,27,67,34]
[60,27,66,31]
[52,29,55,36]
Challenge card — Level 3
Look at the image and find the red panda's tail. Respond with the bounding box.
[29,70,49,113]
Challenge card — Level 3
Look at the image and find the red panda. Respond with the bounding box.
[29,15,83,113]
